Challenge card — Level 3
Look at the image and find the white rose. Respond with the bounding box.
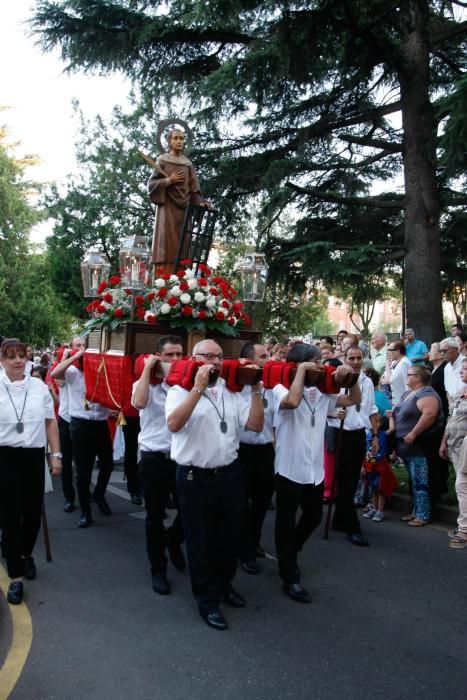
[206,297,216,308]
[185,269,195,280]
[180,293,191,304]
[160,303,171,314]
[187,278,198,289]
[155,279,166,289]
[171,286,182,297]
[169,275,178,283]
[194,292,205,303]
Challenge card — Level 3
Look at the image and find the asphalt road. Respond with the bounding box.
[1,468,467,700]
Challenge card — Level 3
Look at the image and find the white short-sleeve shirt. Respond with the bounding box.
[239,385,274,445]
[166,378,250,468]
[273,384,336,485]
[0,374,55,448]
[132,381,172,453]
[66,365,110,421]
[327,373,378,431]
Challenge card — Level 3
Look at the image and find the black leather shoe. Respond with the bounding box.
[78,511,93,528]
[283,582,312,604]
[130,493,143,506]
[222,585,246,608]
[201,609,228,631]
[256,544,266,558]
[63,501,76,513]
[152,571,170,595]
[7,581,23,605]
[23,556,36,581]
[240,559,259,575]
[93,496,112,516]
[167,542,186,572]
[347,533,369,547]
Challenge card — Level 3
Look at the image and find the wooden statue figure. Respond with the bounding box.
[147,125,211,272]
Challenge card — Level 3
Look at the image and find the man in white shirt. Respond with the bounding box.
[370,331,387,375]
[51,345,114,528]
[328,346,379,546]
[166,339,264,631]
[273,343,361,602]
[441,338,464,404]
[237,342,275,575]
[131,336,185,596]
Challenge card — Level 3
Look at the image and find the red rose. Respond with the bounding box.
[96,304,107,314]
[146,292,156,301]
[102,293,113,303]
[114,308,125,318]
[158,288,168,298]
[227,316,236,326]
[198,278,208,287]
[198,310,207,320]
[242,313,252,326]
[209,287,219,296]
[198,263,211,275]
[162,273,171,281]
[156,267,168,276]
[86,302,95,312]
[221,300,230,309]
[109,275,121,285]
[124,288,132,296]
[168,296,178,307]
[181,305,193,317]
[179,281,189,291]
[176,270,186,278]
[180,258,192,266]
[215,310,225,320]
[212,276,224,285]
[97,281,108,294]
[136,307,146,320]
[146,314,157,324]
[134,295,145,306]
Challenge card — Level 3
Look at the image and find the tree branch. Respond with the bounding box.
[339,134,403,153]
[430,21,467,47]
[285,182,405,209]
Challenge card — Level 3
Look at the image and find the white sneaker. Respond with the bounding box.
[363,508,376,519]
[372,511,385,522]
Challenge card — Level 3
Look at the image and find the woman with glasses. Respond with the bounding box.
[390,365,442,526]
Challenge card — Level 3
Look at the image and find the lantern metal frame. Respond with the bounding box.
[81,251,111,298]
[235,252,269,303]
[119,235,151,291]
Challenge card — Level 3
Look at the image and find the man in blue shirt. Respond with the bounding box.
[404,328,428,365]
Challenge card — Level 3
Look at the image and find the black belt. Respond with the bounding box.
[141,450,171,459]
[178,460,237,475]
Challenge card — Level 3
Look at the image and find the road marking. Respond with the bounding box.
[0,565,33,700]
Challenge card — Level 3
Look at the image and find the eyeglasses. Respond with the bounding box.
[407,373,419,377]
[195,352,224,361]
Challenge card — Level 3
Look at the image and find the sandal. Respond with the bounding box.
[448,527,459,539]
[449,532,467,549]
[401,514,415,522]
[407,518,429,527]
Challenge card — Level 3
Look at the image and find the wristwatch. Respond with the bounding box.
[51,452,63,459]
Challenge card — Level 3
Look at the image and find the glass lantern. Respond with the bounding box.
[119,235,151,290]
[235,252,269,302]
[81,251,111,297]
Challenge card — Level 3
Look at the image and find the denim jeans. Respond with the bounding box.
[405,456,431,521]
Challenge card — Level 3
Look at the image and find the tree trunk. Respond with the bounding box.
[398,0,445,343]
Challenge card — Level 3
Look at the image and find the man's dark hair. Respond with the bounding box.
[320,335,334,346]
[364,367,381,388]
[391,339,406,355]
[240,342,255,360]
[286,342,321,363]
[157,335,183,352]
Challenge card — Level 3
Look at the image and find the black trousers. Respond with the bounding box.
[58,416,75,504]
[274,474,323,584]
[332,428,366,535]
[122,416,141,496]
[176,461,244,616]
[238,441,275,562]
[139,450,184,573]
[70,417,114,513]
[0,447,44,578]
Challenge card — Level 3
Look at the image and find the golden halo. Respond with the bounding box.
[156,118,193,154]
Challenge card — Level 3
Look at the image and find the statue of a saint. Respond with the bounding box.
[148,129,210,272]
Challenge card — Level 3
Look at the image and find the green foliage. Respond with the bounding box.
[31,1,467,339]
[0,135,72,345]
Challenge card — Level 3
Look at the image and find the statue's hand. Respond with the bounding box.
[200,200,213,210]
[169,170,185,185]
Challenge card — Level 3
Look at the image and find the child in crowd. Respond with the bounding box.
[362,414,398,522]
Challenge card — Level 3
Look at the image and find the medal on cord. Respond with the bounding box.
[302,388,316,427]
[4,385,29,433]
[202,392,227,433]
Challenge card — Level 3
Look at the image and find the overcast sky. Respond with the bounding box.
[1,1,130,240]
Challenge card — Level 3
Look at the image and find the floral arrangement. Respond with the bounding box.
[84,262,251,336]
